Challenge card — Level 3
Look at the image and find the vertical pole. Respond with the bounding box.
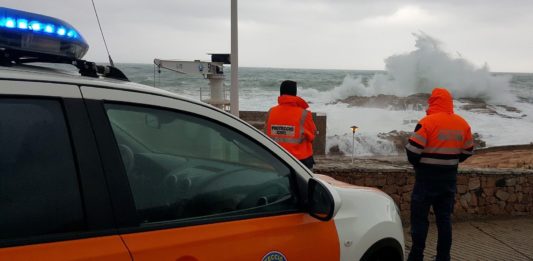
[230,0,239,117]
[352,132,355,163]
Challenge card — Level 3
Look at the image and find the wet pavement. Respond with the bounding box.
[403,217,533,260]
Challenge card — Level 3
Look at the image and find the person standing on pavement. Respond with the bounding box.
[405,87,474,261]
[265,80,317,169]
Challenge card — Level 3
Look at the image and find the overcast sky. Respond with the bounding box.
[3,0,533,72]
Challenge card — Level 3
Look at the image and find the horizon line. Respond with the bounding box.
[91,62,533,74]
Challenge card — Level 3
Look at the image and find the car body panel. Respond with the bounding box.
[0,79,80,98]
[0,236,131,261]
[323,178,405,260]
[121,213,339,261]
[0,65,215,106]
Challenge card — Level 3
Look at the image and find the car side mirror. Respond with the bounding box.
[308,177,341,221]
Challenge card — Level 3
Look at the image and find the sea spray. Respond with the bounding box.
[327,133,398,156]
[327,32,514,104]
[311,32,528,155]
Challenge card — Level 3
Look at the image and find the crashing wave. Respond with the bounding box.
[324,32,514,104]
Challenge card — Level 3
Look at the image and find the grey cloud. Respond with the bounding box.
[1,0,533,72]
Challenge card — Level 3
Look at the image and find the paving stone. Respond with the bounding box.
[404,218,533,260]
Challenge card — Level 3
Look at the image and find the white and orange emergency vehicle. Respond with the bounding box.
[0,7,404,261]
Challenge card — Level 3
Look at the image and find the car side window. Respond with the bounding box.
[0,98,85,242]
[104,103,299,224]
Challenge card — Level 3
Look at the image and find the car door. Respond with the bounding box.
[81,86,340,261]
[0,81,131,260]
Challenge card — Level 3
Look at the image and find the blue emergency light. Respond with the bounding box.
[0,7,88,59]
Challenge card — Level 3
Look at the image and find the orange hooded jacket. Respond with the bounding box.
[265,95,317,160]
[405,88,474,180]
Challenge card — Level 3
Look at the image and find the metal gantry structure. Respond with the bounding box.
[154,0,239,115]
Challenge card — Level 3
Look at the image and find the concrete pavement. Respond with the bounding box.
[403,217,533,260]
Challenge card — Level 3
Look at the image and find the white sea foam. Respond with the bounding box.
[296,33,532,155]
[324,32,514,104]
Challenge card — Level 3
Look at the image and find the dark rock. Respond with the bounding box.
[328,145,344,156]
[337,93,429,111]
[335,93,525,120]
[377,130,411,152]
[473,133,486,149]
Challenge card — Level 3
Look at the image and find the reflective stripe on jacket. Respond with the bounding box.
[265,95,316,160]
[405,88,474,179]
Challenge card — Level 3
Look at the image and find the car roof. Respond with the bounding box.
[0,63,205,106]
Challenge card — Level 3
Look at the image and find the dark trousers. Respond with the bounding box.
[299,156,315,169]
[408,179,456,261]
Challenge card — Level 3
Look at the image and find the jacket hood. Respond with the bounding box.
[278,95,309,109]
[427,88,454,115]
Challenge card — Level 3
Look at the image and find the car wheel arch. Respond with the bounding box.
[360,237,404,261]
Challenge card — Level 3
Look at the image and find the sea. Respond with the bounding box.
[116,34,533,156]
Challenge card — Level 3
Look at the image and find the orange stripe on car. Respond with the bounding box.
[121,213,340,260]
[0,236,131,261]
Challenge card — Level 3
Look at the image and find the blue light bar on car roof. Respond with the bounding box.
[0,7,88,59]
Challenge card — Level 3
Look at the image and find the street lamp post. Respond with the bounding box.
[350,125,358,163]
[230,0,239,117]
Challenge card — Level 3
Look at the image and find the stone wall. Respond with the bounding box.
[314,166,533,223]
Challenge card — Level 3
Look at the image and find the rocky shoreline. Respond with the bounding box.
[333,93,527,119]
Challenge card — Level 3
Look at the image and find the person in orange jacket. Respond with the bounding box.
[265,80,317,169]
[405,88,474,261]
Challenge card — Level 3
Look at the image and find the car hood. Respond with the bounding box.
[314,174,381,192]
